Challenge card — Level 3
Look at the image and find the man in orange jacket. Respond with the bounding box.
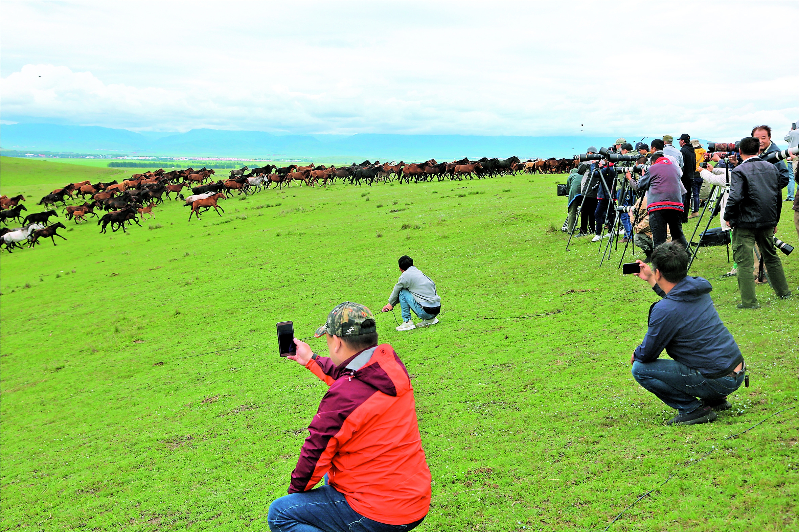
[267,301,431,532]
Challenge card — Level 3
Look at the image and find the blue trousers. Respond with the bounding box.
[398,289,435,322]
[268,485,424,532]
[632,359,744,414]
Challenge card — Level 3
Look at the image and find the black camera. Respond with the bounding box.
[608,153,639,163]
[576,153,603,161]
[557,183,568,196]
[774,237,794,255]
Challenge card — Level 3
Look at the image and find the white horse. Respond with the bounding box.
[247,174,265,193]
[1,223,44,252]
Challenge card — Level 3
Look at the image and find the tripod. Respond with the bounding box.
[599,172,637,266]
[686,162,732,271]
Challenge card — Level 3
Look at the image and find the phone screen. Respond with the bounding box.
[276,321,296,357]
[622,262,641,275]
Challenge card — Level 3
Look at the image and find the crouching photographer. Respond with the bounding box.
[268,302,431,532]
[628,242,746,426]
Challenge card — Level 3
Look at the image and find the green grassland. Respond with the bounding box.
[1,156,797,531]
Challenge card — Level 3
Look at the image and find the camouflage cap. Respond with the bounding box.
[615,137,627,145]
[663,134,674,143]
[314,301,377,338]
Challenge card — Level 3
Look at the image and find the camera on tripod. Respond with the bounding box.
[707,142,740,153]
[763,146,799,163]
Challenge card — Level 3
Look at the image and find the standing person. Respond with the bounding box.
[691,140,706,218]
[591,159,616,242]
[679,134,697,222]
[783,123,799,201]
[752,125,793,202]
[267,302,431,532]
[662,135,684,173]
[577,147,599,236]
[566,166,584,235]
[382,255,441,331]
[625,140,689,250]
[629,242,746,426]
[724,136,791,308]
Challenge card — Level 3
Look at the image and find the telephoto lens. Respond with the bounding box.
[763,146,799,163]
[773,237,794,255]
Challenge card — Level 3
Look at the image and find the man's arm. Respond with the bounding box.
[288,339,337,386]
[387,272,408,306]
[723,168,744,227]
[633,303,680,363]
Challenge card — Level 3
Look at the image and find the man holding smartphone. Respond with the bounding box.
[628,242,745,426]
[268,302,431,532]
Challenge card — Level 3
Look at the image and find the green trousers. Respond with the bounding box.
[731,227,791,306]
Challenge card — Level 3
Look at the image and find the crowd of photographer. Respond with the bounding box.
[563,123,798,293]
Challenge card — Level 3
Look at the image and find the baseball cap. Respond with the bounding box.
[679,133,691,142]
[635,142,649,151]
[615,137,627,145]
[587,146,597,153]
[315,301,377,338]
[663,134,674,143]
[691,139,701,148]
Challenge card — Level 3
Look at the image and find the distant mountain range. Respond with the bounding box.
[1,123,628,161]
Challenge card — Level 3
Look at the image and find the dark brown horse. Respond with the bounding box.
[29,223,68,247]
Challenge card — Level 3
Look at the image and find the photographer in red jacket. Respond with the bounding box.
[268,302,431,532]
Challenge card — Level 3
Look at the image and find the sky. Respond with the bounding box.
[2,0,798,140]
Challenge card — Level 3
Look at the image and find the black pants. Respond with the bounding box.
[580,197,597,234]
[649,209,689,250]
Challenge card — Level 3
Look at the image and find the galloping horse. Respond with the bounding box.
[29,223,68,247]
[188,193,226,221]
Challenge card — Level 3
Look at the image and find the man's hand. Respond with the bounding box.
[630,353,636,365]
[382,304,393,312]
[287,338,313,366]
[633,260,657,287]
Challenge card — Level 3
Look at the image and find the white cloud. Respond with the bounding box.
[1,0,797,139]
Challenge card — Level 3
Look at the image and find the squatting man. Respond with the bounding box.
[382,255,441,331]
[629,242,746,426]
[267,302,431,532]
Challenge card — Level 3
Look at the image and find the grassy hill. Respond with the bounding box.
[1,157,796,531]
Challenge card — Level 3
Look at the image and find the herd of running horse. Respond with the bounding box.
[0,154,576,252]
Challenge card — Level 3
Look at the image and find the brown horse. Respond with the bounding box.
[29,223,68,247]
[188,193,226,221]
[137,202,156,219]
[0,195,25,209]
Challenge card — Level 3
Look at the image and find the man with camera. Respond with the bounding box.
[382,255,441,331]
[783,122,798,201]
[268,302,431,532]
[753,125,793,202]
[724,136,792,308]
[630,242,745,425]
[625,139,689,251]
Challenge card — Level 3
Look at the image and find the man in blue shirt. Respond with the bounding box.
[630,242,745,425]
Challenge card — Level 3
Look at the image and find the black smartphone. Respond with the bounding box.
[276,321,296,357]
[622,262,640,275]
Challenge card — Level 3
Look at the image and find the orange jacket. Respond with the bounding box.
[290,344,431,525]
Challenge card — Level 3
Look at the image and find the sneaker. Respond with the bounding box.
[417,317,439,327]
[688,212,700,218]
[591,234,602,242]
[603,233,612,239]
[704,398,732,411]
[395,321,416,331]
[737,303,761,309]
[665,406,718,426]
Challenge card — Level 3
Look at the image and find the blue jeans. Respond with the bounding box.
[632,359,744,414]
[398,289,435,322]
[620,212,632,239]
[268,485,424,532]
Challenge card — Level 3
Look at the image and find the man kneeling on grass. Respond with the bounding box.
[382,255,441,331]
[630,242,746,425]
[268,302,431,532]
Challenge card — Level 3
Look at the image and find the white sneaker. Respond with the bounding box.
[417,317,439,327]
[396,321,416,331]
[591,235,602,242]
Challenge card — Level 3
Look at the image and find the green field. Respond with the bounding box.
[1,156,797,531]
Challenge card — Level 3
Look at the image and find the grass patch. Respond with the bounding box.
[1,156,797,531]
